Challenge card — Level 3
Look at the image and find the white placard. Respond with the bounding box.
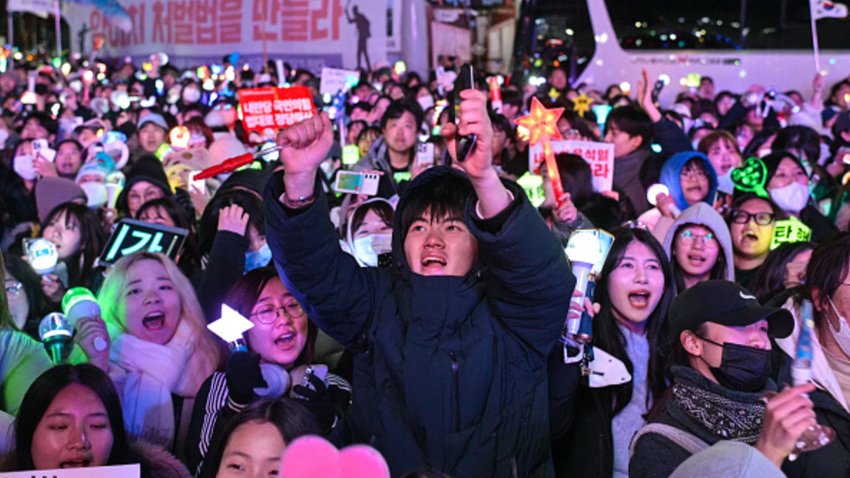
[319,68,360,96]
[529,140,615,193]
[0,464,140,478]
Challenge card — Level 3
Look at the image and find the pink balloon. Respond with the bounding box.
[280,435,390,478]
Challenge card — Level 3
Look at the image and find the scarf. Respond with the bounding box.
[672,380,765,444]
[110,321,216,448]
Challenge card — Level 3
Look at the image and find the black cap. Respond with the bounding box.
[669,280,794,340]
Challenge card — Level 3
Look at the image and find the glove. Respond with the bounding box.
[293,373,340,435]
[226,351,266,405]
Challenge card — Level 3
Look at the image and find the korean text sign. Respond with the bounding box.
[529,140,615,193]
[100,219,189,265]
[238,86,316,134]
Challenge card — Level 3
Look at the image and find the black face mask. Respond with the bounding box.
[701,338,772,393]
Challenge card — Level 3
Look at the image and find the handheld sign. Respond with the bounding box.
[99,218,188,265]
[237,86,316,137]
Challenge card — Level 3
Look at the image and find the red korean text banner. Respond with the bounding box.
[237,86,316,134]
[529,140,615,193]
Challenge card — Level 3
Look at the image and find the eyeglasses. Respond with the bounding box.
[678,230,719,248]
[249,301,306,324]
[4,281,22,297]
[730,211,775,225]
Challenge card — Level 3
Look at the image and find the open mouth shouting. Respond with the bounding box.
[627,289,652,310]
[274,330,299,351]
[142,311,166,331]
[421,254,448,274]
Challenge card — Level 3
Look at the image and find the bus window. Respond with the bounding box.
[605,0,850,50]
[512,0,595,87]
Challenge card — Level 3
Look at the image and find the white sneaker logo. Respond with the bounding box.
[740,291,757,301]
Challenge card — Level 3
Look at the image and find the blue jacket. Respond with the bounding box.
[264,168,574,477]
[659,151,718,212]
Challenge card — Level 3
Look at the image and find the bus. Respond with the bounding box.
[512,0,850,104]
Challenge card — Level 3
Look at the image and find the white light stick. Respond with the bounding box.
[207,304,255,351]
[24,238,59,275]
[647,183,680,217]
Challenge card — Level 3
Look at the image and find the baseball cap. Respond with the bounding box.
[668,280,793,340]
[138,113,169,132]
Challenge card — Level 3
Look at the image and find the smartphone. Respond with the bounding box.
[333,170,380,196]
[651,79,665,103]
[451,64,477,163]
[416,142,435,167]
[33,139,56,163]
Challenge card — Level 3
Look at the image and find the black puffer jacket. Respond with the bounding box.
[264,167,574,477]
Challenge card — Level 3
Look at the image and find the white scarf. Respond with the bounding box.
[109,321,216,448]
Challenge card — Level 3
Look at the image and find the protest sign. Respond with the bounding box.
[319,68,360,96]
[238,86,316,134]
[100,219,189,265]
[64,0,387,71]
[529,140,615,193]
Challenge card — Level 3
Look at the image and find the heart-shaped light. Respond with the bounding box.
[730,156,768,198]
[279,435,390,478]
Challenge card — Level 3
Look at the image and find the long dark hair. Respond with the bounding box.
[14,364,132,470]
[197,189,265,259]
[199,398,320,478]
[749,242,814,303]
[224,266,316,368]
[41,202,105,289]
[593,227,675,413]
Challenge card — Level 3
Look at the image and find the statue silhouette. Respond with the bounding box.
[346,2,371,71]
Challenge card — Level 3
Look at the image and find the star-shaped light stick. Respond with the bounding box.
[515,97,566,203]
[573,93,592,118]
[207,304,255,351]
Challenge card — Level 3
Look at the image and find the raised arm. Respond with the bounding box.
[264,113,381,346]
[442,89,574,353]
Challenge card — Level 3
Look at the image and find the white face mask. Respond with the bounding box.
[828,297,850,358]
[80,181,107,208]
[769,181,809,213]
[351,233,392,268]
[14,154,36,180]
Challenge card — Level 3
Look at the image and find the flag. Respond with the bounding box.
[7,0,52,17]
[812,0,849,19]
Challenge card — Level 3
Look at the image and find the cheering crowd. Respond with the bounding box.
[0,52,849,478]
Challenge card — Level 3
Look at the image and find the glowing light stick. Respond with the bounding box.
[24,238,59,275]
[515,97,566,203]
[730,157,769,198]
[207,304,255,351]
[194,146,281,180]
[62,288,107,352]
[38,313,73,364]
[647,183,681,217]
[564,229,615,346]
[572,93,593,117]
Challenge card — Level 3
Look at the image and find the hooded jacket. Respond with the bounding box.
[264,167,574,477]
[662,203,735,287]
[641,151,719,241]
[659,151,718,213]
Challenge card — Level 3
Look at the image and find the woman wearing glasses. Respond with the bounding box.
[663,203,735,292]
[184,266,351,475]
[727,194,783,289]
[638,151,718,243]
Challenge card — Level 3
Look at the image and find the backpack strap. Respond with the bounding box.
[629,423,711,458]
